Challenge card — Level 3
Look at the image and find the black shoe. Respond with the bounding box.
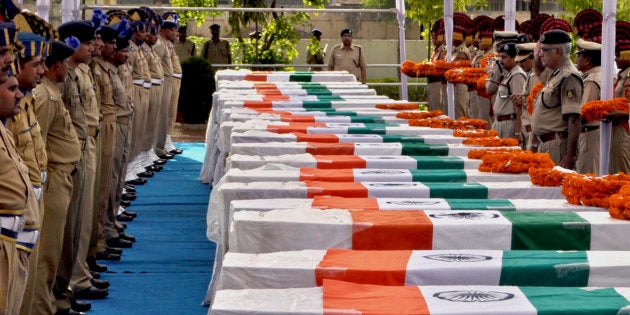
[106,246,123,255]
[146,164,162,172]
[106,237,132,249]
[157,153,174,160]
[119,233,136,243]
[137,170,154,178]
[90,271,100,279]
[74,286,108,300]
[117,223,127,231]
[87,258,107,272]
[95,251,121,261]
[122,193,136,201]
[71,299,92,312]
[126,178,146,186]
[121,210,137,218]
[169,148,183,155]
[120,200,132,208]
[116,213,134,222]
[124,185,136,193]
[90,278,110,289]
[153,159,167,165]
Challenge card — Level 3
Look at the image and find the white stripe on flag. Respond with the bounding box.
[364,156,419,169]
[364,182,430,198]
[406,250,503,286]
[353,169,413,182]
[420,285,536,314]
[587,251,630,287]
[337,134,384,143]
[427,210,512,250]
[377,198,452,210]
[354,143,403,155]
[577,212,630,250]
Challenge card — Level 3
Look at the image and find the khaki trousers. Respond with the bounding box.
[71,135,98,292]
[610,125,630,174]
[145,83,163,151]
[156,77,173,153]
[0,240,18,314]
[99,120,118,241]
[454,83,469,119]
[31,166,73,315]
[426,81,444,112]
[168,76,182,133]
[539,136,568,167]
[576,129,600,175]
[88,133,105,259]
[112,118,131,216]
[130,85,149,159]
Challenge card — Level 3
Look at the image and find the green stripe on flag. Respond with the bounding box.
[500,251,589,286]
[317,95,344,101]
[520,287,630,315]
[412,156,465,169]
[307,89,333,96]
[298,82,323,88]
[302,101,332,109]
[347,127,386,134]
[323,111,356,116]
[289,72,312,82]
[402,143,449,156]
[349,117,386,123]
[410,170,466,182]
[424,182,488,199]
[446,199,516,210]
[502,212,591,250]
[382,135,425,143]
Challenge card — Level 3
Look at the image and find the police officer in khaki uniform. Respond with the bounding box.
[165,12,184,155]
[451,22,472,119]
[469,27,494,125]
[143,13,166,165]
[612,40,630,174]
[154,16,176,159]
[492,42,527,140]
[513,42,538,150]
[201,24,231,68]
[531,30,583,169]
[427,20,446,112]
[306,29,325,71]
[575,39,602,174]
[32,40,83,315]
[328,28,367,84]
[486,31,519,117]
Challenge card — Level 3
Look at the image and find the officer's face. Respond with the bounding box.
[211,28,220,39]
[341,34,352,46]
[0,45,14,75]
[575,52,589,72]
[92,35,104,57]
[113,48,128,66]
[135,29,148,42]
[498,52,516,71]
[18,56,45,89]
[74,41,93,63]
[615,52,630,69]
[101,39,116,60]
[146,34,157,46]
[540,45,561,69]
[0,75,23,118]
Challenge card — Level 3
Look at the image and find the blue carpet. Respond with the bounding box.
[90,142,214,315]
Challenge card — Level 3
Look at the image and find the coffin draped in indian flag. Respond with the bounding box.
[230,131,459,145]
[227,112,406,124]
[210,279,630,315]
[216,80,368,91]
[218,249,630,290]
[215,69,359,82]
[227,120,451,135]
[229,209,629,252]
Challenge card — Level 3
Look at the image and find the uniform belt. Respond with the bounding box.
[132,79,145,86]
[88,126,99,138]
[0,215,25,240]
[496,113,517,122]
[524,125,532,133]
[143,82,152,89]
[151,78,163,85]
[581,125,600,133]
[48,162,78,175]
[117,116,130,124]
[172,73,182,79]
[16,229,39,250]
[537,131,568,143]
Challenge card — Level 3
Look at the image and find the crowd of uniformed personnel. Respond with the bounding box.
[0,5,186,315]
[427,11,630,175]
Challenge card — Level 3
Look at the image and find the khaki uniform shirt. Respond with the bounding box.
[154,36,173,78]
[0,122,30,216]
[615,67,630,100]
[170,41,182,76]
[328,44,366,81]
[90,57,116,120]
[113,63,133,118]
[6,93,47,186]
[33,77,82,165]
[494,65,527,116]
[201,39,230,65]
[581,66,601,126]
[128,41,151,85]
[452,42,472,61]
[532,59,583,136]
[174,39,195,61]
[146,45,164,81]
[76,63,101,137]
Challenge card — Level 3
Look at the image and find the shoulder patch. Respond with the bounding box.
[94,70,101,76]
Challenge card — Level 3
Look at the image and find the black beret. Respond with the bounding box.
[340,28,352,36]
[311,29,322,36]
[209,24,220,30]
[58,21,95,43]
[97,25,118,42]
[498,42,518,57]
[116,30,132,50]
[46,40,74,66]
[539,29,572,44]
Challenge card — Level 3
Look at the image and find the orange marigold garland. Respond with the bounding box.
[529,167,573,187]
[478,151,555,173]
[401,60,418,77]
[453,129,499,138]
[462,137,520,147]
[581,98,630,122]
[562,172,630,209]
[397,110,445,119]
[467,148,522,159]
[478,53,498,68]
[408,116,488,130]
[375,103,420,110]
[526,82,544,115]
[444,68,487,85]
[609,185,630,220]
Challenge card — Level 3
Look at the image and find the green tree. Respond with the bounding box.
[228,0,327,66]
[556,0,630,23]
[170,0,218,27]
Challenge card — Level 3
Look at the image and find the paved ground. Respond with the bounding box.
[172,123,206,143]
